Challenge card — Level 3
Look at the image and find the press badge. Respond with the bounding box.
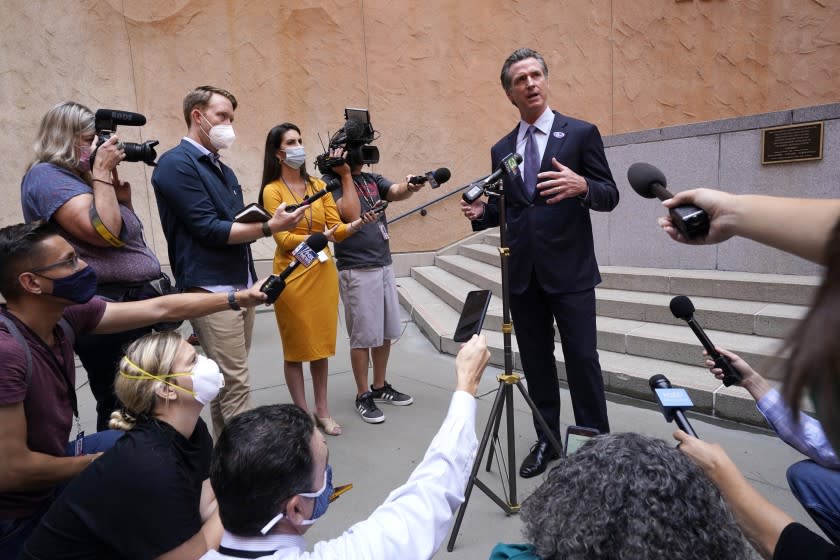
[74,417,84,456]
[379,223,390,240]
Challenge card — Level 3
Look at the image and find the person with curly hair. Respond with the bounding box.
[490,432,749,560]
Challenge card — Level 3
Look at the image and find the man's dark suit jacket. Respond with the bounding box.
[473,111,619,294]
[151,140,256,289]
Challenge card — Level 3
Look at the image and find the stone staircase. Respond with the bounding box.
[395,229,821,427]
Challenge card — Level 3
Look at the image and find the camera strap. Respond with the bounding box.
[88,204,125,248]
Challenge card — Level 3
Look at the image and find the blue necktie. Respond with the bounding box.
[524,125,539,199]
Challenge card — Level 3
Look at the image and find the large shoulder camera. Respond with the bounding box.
[315,107,380,175]
[92,109,159,167]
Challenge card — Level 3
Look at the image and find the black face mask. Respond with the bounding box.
[47,266,98,304]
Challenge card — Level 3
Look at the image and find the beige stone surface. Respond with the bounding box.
[1,0,838,258]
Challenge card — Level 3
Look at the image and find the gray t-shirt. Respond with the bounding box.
[21,163,161,284]
[329,171,393,270]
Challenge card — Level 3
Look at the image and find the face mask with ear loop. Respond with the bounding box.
[259,464,334,534]
[120,354,224,405]
[199,113,236,150]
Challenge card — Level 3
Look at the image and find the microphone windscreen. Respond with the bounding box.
[433,168,451,184]
[627,162,667,199]
[95,109,147,127]
[669,295,695,320]
[649,374,671,391]
[307,232,329,253]
[343,119,367,143]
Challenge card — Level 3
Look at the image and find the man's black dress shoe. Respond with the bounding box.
[519,440,560,478]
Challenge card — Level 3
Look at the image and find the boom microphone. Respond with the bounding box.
[649,374,698,438]
[626,162,710,240]
[408,167,451,189]
[260,233,329,303]
[670,295,742,386]
[286,182,343,212]
[94,109,147,127]
[461,153,524,203]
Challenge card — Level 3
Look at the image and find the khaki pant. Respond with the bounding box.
[190,307,255,437]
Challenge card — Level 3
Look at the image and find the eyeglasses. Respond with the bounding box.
[29,253,80,274]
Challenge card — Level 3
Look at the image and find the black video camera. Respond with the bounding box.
[315,108,380,174]
[93,109,159,167]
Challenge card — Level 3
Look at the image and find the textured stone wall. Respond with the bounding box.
[1,0,838,263]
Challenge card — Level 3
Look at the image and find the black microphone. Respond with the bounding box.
[461,153,524,203]
[670,295,742,387]
[626,162,710,240]
[94,109,147,127]
[286,182,343,212]
[649,374,698,438]
[260,233,329,303]
[408,167,451,189]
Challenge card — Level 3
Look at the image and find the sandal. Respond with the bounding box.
[315,416,343,436]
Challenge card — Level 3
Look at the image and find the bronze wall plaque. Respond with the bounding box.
[762,122,824,165]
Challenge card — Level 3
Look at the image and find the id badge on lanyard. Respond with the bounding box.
[74,416,84,456]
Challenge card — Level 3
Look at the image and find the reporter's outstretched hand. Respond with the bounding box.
[238,281,270,307]
[659,188,737,245]
[455,334,491,396]
[673,430,735,484]
[268,202,307,233]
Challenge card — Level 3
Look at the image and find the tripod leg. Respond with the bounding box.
[514,380,564,458]
[504,381,518,505]
[485,398,504,472]
[447,380,507,552]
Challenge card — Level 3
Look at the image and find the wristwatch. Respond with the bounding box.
[261,221,272,237]
[227,289,241,310]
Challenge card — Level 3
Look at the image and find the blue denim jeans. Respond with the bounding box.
[787,459,840,545]
[0,429,123,559]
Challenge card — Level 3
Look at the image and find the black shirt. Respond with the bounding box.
[22,418,212,560]
[774,522,840,559]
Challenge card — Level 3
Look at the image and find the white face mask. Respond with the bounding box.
[200,113,236,150]
[282,146,306,169]
[120,354,224,406]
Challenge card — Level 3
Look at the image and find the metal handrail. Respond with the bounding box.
[387,183,474,225]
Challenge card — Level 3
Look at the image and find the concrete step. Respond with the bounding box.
[406,267,787,380]
[397,276,765,427]
[595,288,806,339]
[479,230,819,305]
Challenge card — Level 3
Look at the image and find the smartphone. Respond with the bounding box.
[565,425,599,456]
[453,290,492,343]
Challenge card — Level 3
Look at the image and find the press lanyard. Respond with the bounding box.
[281,177,313,234]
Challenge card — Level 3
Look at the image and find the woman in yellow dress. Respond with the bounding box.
[259,122,366,436]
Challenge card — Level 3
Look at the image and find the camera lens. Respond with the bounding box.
[123,140,159,166]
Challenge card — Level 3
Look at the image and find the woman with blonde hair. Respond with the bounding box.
[259,122,369,436]
[22,331,224,559]
[21,100,169,432]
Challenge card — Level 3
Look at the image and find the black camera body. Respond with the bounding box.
[315,108,380,174]
[93,109,159,167]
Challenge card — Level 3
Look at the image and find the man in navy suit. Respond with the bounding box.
[461,48,619,477]
[151,85,304,437]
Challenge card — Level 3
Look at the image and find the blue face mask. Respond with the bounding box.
[260,464,333,534]
[49,266,98,304]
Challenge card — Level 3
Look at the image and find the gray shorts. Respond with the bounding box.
[338,264,401,348]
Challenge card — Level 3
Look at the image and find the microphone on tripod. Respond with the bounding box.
[462,153,524,203]
[649,374,699,438]
[669,295,742,387]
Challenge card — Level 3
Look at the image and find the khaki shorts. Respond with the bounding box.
[338,265,401,348]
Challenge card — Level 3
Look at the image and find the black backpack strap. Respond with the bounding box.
[57,317,75,349]
[0,314,33,387]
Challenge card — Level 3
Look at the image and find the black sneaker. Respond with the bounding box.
[355,391,385,424]
[370,382,414,406]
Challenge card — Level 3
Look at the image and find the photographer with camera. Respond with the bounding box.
[320,111,427,425]
[21,101,168,432]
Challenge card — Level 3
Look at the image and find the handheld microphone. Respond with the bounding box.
[408,167,451,189]
[461,153,524,203]
[626,162,710,239]
[649,374,699,438]
[670,295,742,387]
[286,182,343,212]
[260,233,329,303]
